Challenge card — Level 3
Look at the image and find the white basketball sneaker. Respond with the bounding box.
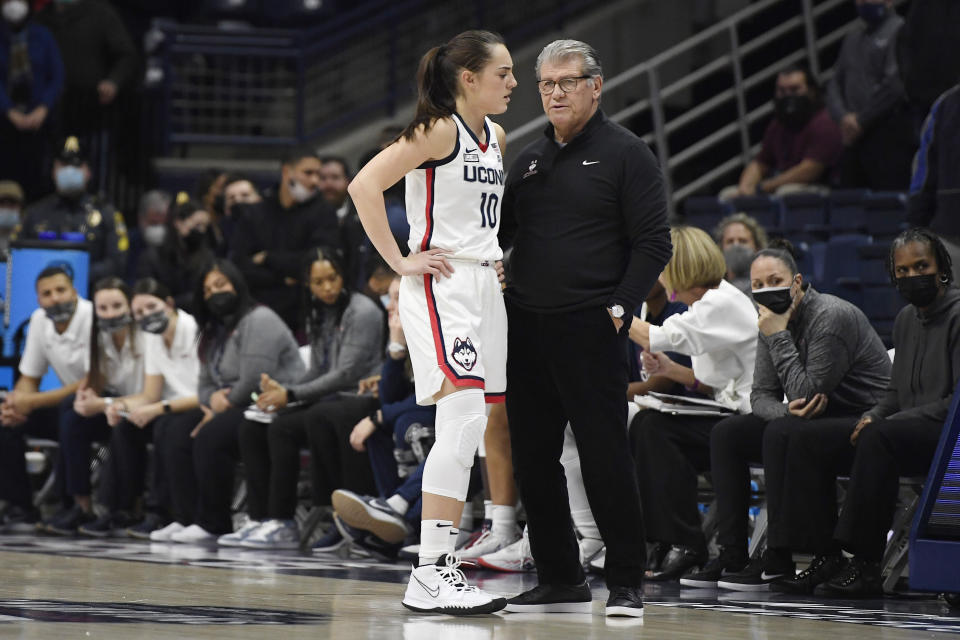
[458,527,521,563]
[402,553,507,615]
[476,528,535,573]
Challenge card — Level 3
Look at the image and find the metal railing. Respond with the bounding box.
[504,0,908,216]
[155,0,594,150]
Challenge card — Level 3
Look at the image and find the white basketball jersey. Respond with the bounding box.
[405,114,504,260]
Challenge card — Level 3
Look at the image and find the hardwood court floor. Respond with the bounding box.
[0,536,958,638]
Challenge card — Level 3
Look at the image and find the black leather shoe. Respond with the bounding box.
[505,582,592,613]
[605,586,644,617]
[771,554,845,594]
[814,558,883,598]
[646,545,707,582]
[645,542,670,573]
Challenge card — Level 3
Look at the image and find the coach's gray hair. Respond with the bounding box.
[535,39,603,80]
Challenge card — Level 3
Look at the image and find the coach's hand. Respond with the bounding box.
[850,415,873,445]
[787,393,828,419]
[398,248,454,279]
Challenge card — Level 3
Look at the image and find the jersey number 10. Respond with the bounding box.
[479,192,499,228]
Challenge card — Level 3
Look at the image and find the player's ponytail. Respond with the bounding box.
[400,30,505,141]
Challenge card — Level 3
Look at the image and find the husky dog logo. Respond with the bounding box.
[451,337,477,371]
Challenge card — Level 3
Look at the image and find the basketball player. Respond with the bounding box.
[348,30,516,615]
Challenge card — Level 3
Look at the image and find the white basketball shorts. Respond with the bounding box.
[399,261,507,406]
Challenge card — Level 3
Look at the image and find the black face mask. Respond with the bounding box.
[139,309,170,334]
[206,291,240,319]
[775,94,815,131]
[752,286,794,314]
[184,228,207,251]
[896,274,941,308]
[45,299,77,324]
[99,313,132,334]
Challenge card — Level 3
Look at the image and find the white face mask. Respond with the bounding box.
[0,207,20,229]
[142,224,166,247]
[379,294,391,308]
[2,0,28,23]
[288,177,315,204]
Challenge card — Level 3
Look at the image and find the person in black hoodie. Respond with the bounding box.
[229,148,340,330]
[775,228,960,597]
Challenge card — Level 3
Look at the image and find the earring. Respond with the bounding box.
[940,273,950,284]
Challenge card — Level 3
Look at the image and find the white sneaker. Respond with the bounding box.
[241,519,300,550]
[477,528,535,573]
[217,519,262,547]
[588,549,606,573]
[459,528,521,562]
[170,523,216,543]
[402,554,506,615]
[579,537,605,572]
[149,521,185,542]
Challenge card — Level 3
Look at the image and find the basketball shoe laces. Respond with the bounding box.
[438,554,477,593]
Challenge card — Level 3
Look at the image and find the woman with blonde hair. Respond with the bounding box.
[628,225,758,581]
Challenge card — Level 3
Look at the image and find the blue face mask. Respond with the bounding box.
[857,3,888,25]
[0,208,19,229]
[55,166,86,194]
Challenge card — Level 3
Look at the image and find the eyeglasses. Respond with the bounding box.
[537,75,592,95]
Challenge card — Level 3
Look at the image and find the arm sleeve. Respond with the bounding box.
[907,95,942,227]
[225,314,299,406]
[763,320,856,402]
[101,6,138,88]
[858,27,907,128]
[884,320,960,422]
[649,296,748,357]
[287,306,384,403]
[497,166,519,251]
[609,143,673,312]
[755,122,778,167]
[378,356,413,404]
[197,360,215,407]
[18,312,50,378]
[37,27,64,109]
[750,333,790,421]
[801,115,843,166]
[380,394,420,430]
[825,37,850,122]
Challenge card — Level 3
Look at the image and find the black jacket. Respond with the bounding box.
[907,84,960,236]
[499,109,672,315]
[229,188,340,328]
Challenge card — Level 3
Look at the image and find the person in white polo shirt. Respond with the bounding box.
[80,278,201,539]
[0,264,92,531]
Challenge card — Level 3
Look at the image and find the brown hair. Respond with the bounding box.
[400,30,505,141]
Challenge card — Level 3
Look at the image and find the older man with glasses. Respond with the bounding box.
[498,39,672,618]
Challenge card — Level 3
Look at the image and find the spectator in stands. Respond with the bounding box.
[40,277,145,536]
[721,65,842,199]
[18,136,129,282]
[227,247,384,549]
[193,169,227,221]
[35,0,136,151]
[84,278,201,539]
[229,148,340,330]
[724,245,756,298]
[219,173,261,249]
[685,240,890,592]
[0,179,25,252]
[126,189,171,283]
[320,156,366,289]
[137,192,218,313]
[1,0,63,202]
[165,259,304,543]
[779,229,959,597]
[714,213,768,252]
[908,83,960,283]
[628,226,757,581]
[826,0,913,190]
[0,264,90,531]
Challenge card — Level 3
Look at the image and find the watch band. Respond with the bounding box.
[162,400,171,413]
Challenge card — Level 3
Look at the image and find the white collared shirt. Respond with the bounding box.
[100,328,146,397]
[20,298,93,384]
[143,309,199,400]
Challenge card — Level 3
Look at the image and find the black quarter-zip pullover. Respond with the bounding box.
[499,108,672,315]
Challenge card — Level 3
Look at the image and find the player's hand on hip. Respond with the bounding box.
[399,248,454,279]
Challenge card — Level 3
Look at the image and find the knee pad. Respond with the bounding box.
[421,389,486,501]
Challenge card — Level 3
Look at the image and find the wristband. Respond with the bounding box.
[162,400,172,414]
[387,341,408,355]
[286,388,297,402]
[685,378,702,393]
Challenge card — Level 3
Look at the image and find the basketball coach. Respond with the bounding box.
[499,39,672,617]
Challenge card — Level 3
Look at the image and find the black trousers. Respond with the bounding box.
[837,109,916,191]
[192,406,245,534]
[505,302,646,588]
[98,420,155,513]
[238,396,378,521]
[155,409,204,525]
[787,416,942,560]
[710,413,858,555]
[0,406,60,509]
[630,410,722,549]
[58,397,111,499]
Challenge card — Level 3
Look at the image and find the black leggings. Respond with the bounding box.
[155,409,204,525]
[238,396,378,521]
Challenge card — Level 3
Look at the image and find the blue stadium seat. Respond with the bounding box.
[821,233,871,305]
[862,285,904,346]
[857,244,891,286]
[865,192,909,243]
[729,195,782,233]
[683,197,732,233]
[780,193,828,241]
[828,189,871,234]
